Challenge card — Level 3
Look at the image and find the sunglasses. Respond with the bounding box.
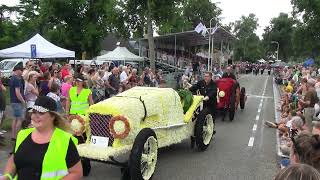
[30,109,46,115]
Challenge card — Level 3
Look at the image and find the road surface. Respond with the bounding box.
[0,75,278,180]
[85,74,278,180]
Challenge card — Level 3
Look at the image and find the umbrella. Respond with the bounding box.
[303,58,315,67]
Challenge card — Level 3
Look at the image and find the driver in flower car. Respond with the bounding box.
[222,66,236,80]
[189,72,217,118]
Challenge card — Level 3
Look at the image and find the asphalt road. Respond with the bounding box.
[85,74,278,180]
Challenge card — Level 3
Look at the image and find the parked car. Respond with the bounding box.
[216,77,246,121]
[71,87,215,180]
[0,58,30,84]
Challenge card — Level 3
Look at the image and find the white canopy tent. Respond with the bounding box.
[96,46,144,62]
[258,59,266,63]
[0,34,75,58]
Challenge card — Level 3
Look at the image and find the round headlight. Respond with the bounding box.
[71,119,83,133]
[68,115,86,136]
[109,115,130,139]
[219,91,225,97]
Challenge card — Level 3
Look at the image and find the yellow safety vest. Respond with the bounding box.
[14,128,78,180]
[69,87,91,115]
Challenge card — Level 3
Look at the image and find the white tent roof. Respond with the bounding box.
[96,46,144,61]
[0,34,75,58]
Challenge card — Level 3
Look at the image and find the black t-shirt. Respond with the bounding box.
[108,74,120,93]
[14,134,80,180]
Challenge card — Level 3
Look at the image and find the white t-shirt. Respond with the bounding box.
[120,71,128,83]
[102,71,111,82]
[47,92,60,102]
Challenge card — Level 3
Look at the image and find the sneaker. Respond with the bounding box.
[265,121,277,128]
[0,131,3,136]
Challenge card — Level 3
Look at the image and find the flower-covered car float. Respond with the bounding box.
[216,77,246,121]
[75,87,215,180]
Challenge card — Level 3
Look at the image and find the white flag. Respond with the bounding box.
[211,26,218,35]
[201,25,207,37]
[195,23,204,33]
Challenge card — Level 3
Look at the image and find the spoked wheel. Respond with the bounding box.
[195,109,215,151]
[129,128,158,180]
[240,87,246,110]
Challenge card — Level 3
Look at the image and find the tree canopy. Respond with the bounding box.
[1,0,320,63]
[232,14,263,62]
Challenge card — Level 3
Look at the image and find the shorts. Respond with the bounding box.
[11,103,24,119]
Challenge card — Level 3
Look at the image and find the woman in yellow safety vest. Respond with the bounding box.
[0,96,83,180]
[65,75,94,116]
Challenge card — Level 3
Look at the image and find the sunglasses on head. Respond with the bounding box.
[30,109,46,115]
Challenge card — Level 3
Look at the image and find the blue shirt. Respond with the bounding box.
[9,75,24,103]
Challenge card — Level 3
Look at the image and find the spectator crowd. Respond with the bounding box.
[0,60,165,140]
[264,65,320,179]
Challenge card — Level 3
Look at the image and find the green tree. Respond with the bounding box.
[262,13,296,61]
[124,0,181,70]
[182,0,221,28]
[0,5,20,49]
[157,0,222,34]
[233,14,263,62]
[291,0,320,58]
[38,0,121,58]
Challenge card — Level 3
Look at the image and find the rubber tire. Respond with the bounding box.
[129,128,157,180]
[229,84,236,121]
[81,158,91,177]
[240,87,246,110]
[195,108,214,151]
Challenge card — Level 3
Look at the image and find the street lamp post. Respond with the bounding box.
[271,41,279,60]
[208,17,222,71]
[208,17,215,72]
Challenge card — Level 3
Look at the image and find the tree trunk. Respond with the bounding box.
[147,0,156,71]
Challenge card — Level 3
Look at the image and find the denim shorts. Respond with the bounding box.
[11,103,24,119]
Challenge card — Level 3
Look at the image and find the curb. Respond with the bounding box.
[272,77,289,158]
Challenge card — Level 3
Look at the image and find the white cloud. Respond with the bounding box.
[213,0,293,37]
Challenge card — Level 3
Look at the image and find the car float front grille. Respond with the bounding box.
[89,113,114,146]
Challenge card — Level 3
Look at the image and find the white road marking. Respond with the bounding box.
[262,76,268,96]
[252,124,257,131]
[245,75,269,149]
[248,137,255,147]
[247,95,273,99]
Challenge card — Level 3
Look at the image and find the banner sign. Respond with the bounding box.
[31,44,37,58]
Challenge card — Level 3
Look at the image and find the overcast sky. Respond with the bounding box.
[1,0,293,37]
[213,0,293,37]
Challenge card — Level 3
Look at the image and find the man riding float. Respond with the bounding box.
[189,72,217,118]
[222,66,236,80]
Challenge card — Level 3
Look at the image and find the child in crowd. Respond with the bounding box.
[47,83,63,113]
